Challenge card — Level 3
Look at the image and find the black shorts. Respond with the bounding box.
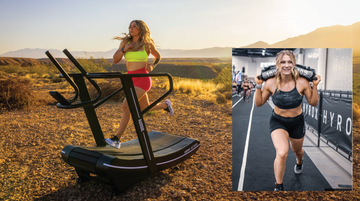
[269,111,305,139]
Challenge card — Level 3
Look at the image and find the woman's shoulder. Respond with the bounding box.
[142,43,151,53]
[263,77,275,92]
[265,77,276,85]
[297,77,311,92]
[297,77,310,86]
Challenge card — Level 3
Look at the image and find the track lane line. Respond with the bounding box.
[237,93,255,191]
[232,97,243,108]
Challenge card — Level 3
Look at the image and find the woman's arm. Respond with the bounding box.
[302,75,321,107]
[150,42,161,65]
[254,75,271,107]
[146,43,161,72]
[113,41,126,64]
[113,40,133,64]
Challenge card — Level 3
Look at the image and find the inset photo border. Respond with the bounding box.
[232,48,353,191]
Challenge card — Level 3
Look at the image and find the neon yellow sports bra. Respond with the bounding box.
[124,45,148,62]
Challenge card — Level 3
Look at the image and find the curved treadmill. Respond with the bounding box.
[46,49,200,193]
[62,131,200,189]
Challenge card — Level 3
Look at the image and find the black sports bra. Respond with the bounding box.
[272,84,303,109]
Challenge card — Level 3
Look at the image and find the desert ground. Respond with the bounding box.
[1,57,360,200]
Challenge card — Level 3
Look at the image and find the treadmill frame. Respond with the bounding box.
[46,49,177,175]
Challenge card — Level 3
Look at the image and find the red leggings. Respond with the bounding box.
[127,68,151,92]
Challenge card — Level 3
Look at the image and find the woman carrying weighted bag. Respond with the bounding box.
[254,50,321,191]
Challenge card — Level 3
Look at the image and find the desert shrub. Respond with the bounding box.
[28,64,54,75]
[89,80,125,102]
[0,63,59,78]
[176,80,194,94]
[200,81,217,92]
[59,81,72,89]
[51,74,63,83]
[0,77,38,110]
[173,79,219,94]
[354,103,360,123]
[42,73,50,78]
[71,56,111,73]
[0,71,9,79]
[0,65,25,74]
[212,64,232,92]
[157,78,170,89]
[224,91,232,100]
[216,93,226,104]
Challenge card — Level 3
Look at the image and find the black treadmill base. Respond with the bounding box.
[62,131,200,194]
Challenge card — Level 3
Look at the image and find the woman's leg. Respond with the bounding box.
[289,136,305,166]
[138,92,167,111]
[115,87,147,139]
[116,86,170,139]
[246,90,251,102]
[271,129,289,185]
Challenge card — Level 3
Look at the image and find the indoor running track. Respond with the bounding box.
[232,92,332,191]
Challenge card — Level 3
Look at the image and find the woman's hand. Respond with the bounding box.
[124,42,134,52]
[255,74,263,85]
[113,41,129,64]
[145,62,154,72]
[313,74,321,86]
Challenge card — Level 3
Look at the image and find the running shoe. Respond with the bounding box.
[294,158,303,174]
[164,99,174,116]
[274,183,284,191]
[105,135,121,149]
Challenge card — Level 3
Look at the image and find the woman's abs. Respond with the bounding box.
[126,62,147,71]
[273,104,303,118]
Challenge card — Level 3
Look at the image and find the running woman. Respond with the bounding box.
[105,20,174,149]
[254,50,321,191]
[241,77,253,102]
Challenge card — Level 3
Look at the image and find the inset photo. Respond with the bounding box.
[232,48,352,191]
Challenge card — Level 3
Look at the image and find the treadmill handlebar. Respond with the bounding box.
[47,49,173,111]
[80,72,173,113]
[45,51,80,106]
[63,49,102,106]
[46,50,102,109]
[56,72,173,110]
[141,73,173,114]
[87,72,173,112]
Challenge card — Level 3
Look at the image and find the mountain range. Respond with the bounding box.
[0,47,233,59]
[1,21,359,58]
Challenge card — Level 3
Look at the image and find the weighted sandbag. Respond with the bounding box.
[258,64,317,81]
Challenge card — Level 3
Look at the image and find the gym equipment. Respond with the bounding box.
[258,64,317,81]
[46,49,200,194]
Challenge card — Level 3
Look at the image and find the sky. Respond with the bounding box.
[0,0,360,55]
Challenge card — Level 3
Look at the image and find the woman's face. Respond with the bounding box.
[129,21,140,36]
[279,54,294,75]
